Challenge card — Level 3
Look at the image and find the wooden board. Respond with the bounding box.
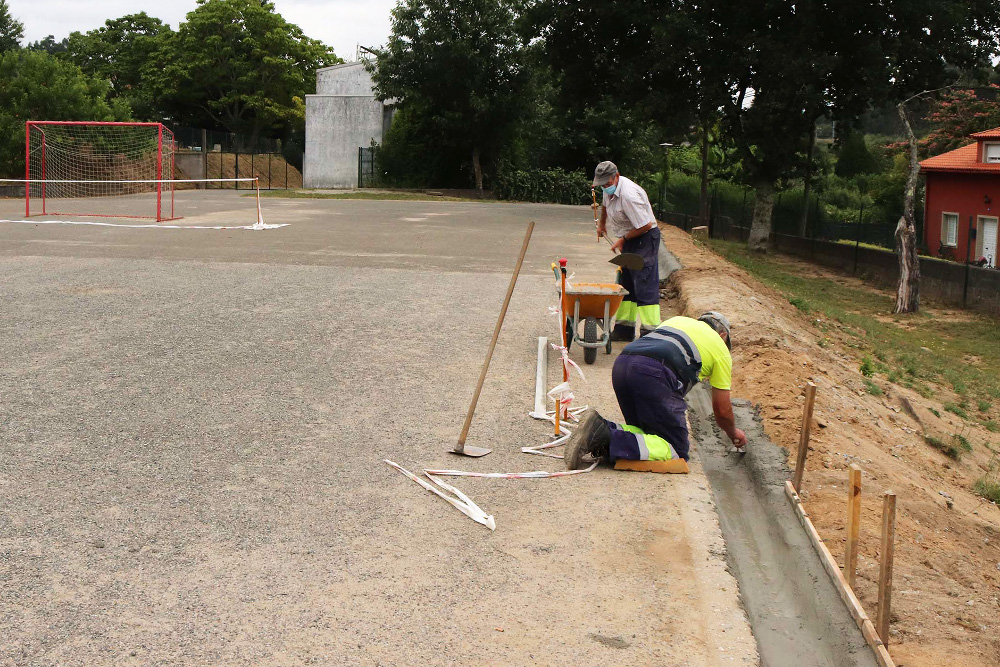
[785,481,896,667]
[614,458,690,474]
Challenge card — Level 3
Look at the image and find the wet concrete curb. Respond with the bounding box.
[687,386,879,667]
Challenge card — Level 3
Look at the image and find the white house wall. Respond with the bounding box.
[303,95,385,189]
[316,62,377,96]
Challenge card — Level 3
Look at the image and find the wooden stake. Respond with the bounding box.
[876,491,897,645]
[792,381,817,492]
[845,464,862,588]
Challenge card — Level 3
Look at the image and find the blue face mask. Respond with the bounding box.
[603,183,617,196]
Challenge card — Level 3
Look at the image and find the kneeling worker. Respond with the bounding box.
[565,312,747,468]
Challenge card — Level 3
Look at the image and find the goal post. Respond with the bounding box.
[25,121,178,221]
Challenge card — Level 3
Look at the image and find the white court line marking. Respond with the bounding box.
[0,219,288,231]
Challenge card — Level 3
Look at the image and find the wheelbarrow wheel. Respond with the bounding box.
[583,317,598,365]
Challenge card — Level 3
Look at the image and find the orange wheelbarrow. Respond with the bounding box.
[561,282,628,364]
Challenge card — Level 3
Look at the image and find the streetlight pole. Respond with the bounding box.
[659,142,673,220]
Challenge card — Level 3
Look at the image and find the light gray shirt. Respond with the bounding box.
[602,175,655,239]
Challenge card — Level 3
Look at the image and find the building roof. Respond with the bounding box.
[920,142,1000,174]
[970,127,1000,139]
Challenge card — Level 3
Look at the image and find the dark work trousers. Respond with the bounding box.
[604,353,690,460]
[612,226,662,340]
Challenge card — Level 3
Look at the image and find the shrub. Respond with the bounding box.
[860,357,876,378]
[925,435,961,459]
[494,163,591,205]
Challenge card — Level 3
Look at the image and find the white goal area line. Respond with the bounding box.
[0,219,287,230]
[2,177,274,228]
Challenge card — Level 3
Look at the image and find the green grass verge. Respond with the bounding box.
[706,239,1000,410]
[249,190,476,202]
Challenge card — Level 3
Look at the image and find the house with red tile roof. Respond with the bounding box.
[920,128,1000,267]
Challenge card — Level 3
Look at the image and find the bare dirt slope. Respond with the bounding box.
[660,223,1000,667]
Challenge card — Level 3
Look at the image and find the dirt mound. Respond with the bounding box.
[661,223,1000,667]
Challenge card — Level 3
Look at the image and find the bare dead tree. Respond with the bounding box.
[894,100,921,314]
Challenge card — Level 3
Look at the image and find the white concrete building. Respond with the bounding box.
[303,62,393,189]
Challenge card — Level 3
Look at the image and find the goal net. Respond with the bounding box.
[25,121,177,221]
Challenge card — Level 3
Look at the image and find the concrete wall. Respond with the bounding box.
[303,95,385,189]
[174,151,205,180]
[316,62,375,95]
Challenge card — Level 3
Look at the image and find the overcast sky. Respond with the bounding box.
[12,0,398,62]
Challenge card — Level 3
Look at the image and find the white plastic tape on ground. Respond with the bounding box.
[0,219,287,231]
[385,459,496,531]
[421,460,599,479]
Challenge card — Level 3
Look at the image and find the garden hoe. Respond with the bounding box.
[451,221,534,457]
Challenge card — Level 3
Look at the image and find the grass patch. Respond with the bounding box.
[945,403,969,419]
[788,295,811,312]
[253,190,475,202]
[863,379,883,396]
[860,357,876,377]
[974,478,1000,503]
[925,435,962,459]
[984,420,999,432]
[705,239,1000,411]
[979,400,992,413]
[929,407,941,418]
[954,433,973,453]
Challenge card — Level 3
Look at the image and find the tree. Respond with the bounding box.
[372,0,532,194]
[153,0,338,144]
[0,49,129,176]
[0,0,23,52]
[922,87,1000,156]
[835,131,881,178]
[64,14,172,120]
[25,35,68,55]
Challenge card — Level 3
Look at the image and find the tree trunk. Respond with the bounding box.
[798,125,816,237]
[472,146,483,197]
[893,103,921,314]
[699,121,710,225]
[747,180,775,252]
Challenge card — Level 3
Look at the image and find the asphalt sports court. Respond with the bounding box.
[0,190,756,665]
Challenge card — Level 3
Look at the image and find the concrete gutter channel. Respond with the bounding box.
[657,243,878,667]
[688,387,878,667]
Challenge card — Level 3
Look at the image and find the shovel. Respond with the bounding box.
[451,221,535,457]
[602,234,645,271]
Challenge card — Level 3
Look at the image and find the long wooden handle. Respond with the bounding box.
[456,221,535,450]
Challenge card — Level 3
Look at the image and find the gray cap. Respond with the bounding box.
[593,160,618,186]
[698,311,732,349]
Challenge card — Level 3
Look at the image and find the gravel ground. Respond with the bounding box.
[0,192,757,666]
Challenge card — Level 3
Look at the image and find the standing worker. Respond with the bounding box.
[594,160,661,340]
[564,312,747,468]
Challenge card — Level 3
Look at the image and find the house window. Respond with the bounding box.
[985,143,1000,163]
[942,212,959,247]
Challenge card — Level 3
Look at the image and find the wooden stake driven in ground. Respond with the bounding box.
[793,382,817,492]
[451,221,534,457]
[877,491,897,645]
[845,464,863,588]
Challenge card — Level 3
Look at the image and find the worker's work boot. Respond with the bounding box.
[564,408,611,470]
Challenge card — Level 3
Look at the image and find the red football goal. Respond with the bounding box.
[25,121,178,221]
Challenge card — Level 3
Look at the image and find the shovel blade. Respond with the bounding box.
[450,444,493,457]
[609,253,644,271]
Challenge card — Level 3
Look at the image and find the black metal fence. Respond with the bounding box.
[169,126,302,190]
[655,185,922,251]
[358,146,377,188]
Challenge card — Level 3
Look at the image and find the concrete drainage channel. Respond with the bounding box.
[687,385,879,667]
